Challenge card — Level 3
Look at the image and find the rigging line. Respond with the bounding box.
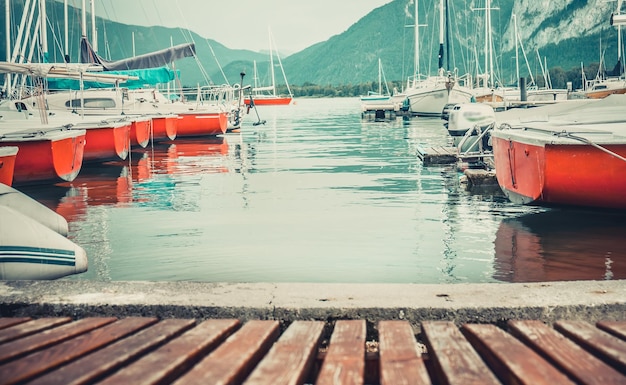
[558,132,626,163]
[171,1,213,85]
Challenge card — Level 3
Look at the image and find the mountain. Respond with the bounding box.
[1,0,622,89]
[278,0,620,87]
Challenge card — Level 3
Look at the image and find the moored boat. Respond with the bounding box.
[0,205,87,280]
[73,118,132,162]
[174,109,229,137]
[447,103,495,152]
[0,126,87,186]
[0,146,18,186]
[491,95,626,210]
[243,29,293,107]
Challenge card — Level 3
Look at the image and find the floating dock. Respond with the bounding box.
[416,146,458,165]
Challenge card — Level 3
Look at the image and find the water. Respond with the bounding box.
[21,98,626,284]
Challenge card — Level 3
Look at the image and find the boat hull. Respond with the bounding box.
[244,96,293,106]
[130,117,152,148]
[406,88,450,117]
[0,205,87,280]
[1,129,86,185]
[81,123,131,162]
[176,111,228,137]
[0,146,18,186]
[151,115,178,141]
[585,87,626,99]
[492,132,626,210]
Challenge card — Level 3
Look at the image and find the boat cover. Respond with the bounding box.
[80,36,195,71]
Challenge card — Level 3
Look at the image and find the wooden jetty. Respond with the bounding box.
[0,316,625,384]
[416,146,458,165]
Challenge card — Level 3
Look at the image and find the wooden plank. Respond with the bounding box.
[555,320,626,373]
[0,317,31,330]
[0,318,72,345]
[378,320,431,385]
[28,318,196,385]
[0,317,156,385]
[315,320,366,385]
[462,323,575,385]
[173,320,280,385]
[421,321,499,385]
[99,319,240,385]
[508,320,625,385]
[418,146,458,165]
[244,321,325,385]
[597,321,626,341]
[0,317,117,364]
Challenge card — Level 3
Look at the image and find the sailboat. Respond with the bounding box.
[244,29,293,106]
[585,0,626,99]
[360,58,406,112]
[402,0,473,117]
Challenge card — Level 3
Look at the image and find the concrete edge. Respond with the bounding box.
[1,280,625,331]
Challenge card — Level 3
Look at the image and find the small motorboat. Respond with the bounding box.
[0,205,87,280]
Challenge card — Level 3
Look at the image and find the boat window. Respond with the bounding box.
[14,102,28,111]
[592,85,608,90]
[65,98,116,108]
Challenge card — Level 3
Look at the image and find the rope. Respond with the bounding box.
[557,132,626,163]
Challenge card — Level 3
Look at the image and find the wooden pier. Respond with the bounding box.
[416,146,458,165]
[1,316,624,384]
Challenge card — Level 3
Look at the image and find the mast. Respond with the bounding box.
[39,0,48,62]
[513,14,519,88]
[90,0,97,52]
[4,0,10,95]
[619,0,623,72]
[415,0,420,81]
[268,27,276,97]
[64,0,69,62]
[81,0,87,38]
[253,60,258,90]
[378,58,382,94]
[438,0,444,72]
[445,0,451,71]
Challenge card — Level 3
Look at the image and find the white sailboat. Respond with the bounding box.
[244,28,293,106]
[402,0,472,117]
[585,0,626,99]
[360,58,405,112]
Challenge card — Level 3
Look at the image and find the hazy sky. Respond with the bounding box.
[92,0,395,53]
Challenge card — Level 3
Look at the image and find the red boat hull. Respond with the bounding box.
[130,118,152,148]
[244,97,293,106]
[2,130,86,185]
[492,136,626,210]
[83,124,131,162]
[176,111,228,137]
[151,115,178,141]
[0,146,18,186]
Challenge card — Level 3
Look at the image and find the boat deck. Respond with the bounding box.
[1,316,624,384]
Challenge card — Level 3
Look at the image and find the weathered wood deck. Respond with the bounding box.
[0,317,624,384]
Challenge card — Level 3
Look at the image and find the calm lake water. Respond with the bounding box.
[21,97,626,284]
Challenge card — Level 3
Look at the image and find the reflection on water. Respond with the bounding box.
[18,98,626,284]
[494,210,626,282]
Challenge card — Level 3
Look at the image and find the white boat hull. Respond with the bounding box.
[0,206,87,280]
